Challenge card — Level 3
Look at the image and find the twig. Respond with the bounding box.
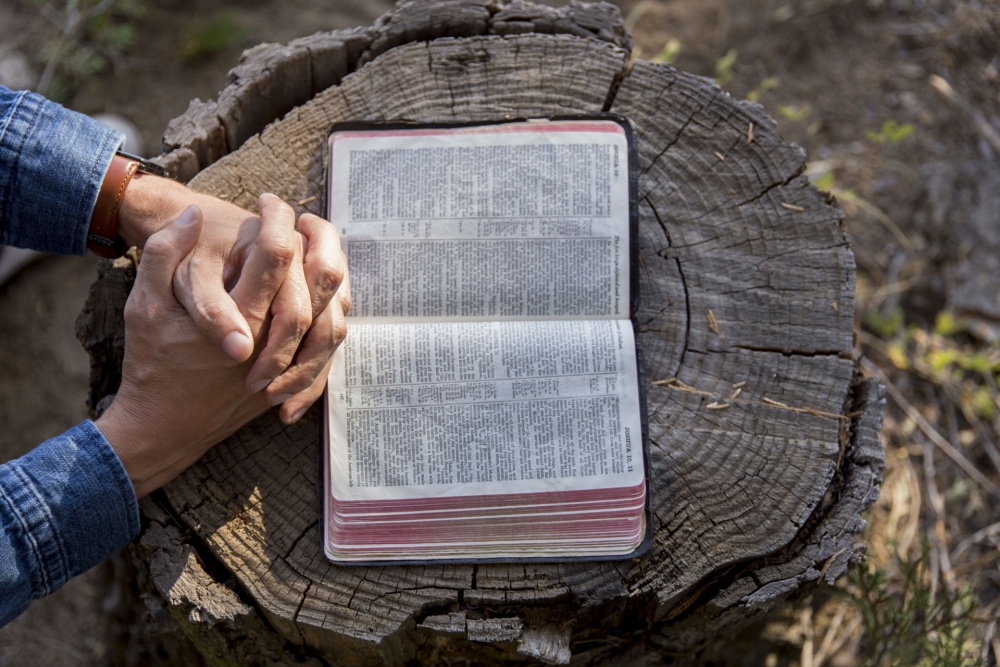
[38,3,67,29]
[35,0,119,95]
[951,521,1000,563]
[858,329,1000,477]
[814,602,847,666]
[800,606,814,667]
[982,620,996,664]
[922,438,956,595]
[707,310,720,335]
[836,190,914,253]
[651,378,859,421]
[622,0,656,30]
[929,74,1000,156]
[804,155,921,182]
[951,548,1000,576]
[862,357,1000,497]
[858,275,920,303]
[651,378,713,396]
[819,614,864,667]
[981,369,1000,446]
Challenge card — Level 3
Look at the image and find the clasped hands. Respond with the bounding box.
[96,174,350,498]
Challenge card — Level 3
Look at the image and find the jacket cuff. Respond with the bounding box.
[0,88,124,255]
[0,420,139,598]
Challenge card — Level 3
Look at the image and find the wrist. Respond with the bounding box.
[95,403,161,499]
[117,172,190,249]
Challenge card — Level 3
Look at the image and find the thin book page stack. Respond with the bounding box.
[322,116,649,563]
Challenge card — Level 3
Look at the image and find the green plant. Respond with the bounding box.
[842,543,984,667]
[864,306,905,339]
[813,171,835,191]
[714,49,737,86]
[21,0,147,101]
[868,119,915,144]
[777,103,811,121]
[746,76,779,102]
[177,13,246,62]
[652,38,681,64]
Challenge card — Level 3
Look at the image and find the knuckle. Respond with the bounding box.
[284,302,313,335]
[315,263,345,294]
[330,319,348,347]
[194,300,226,326]
[338,291,353,315]
[259,233,297,269]
[274,351,297,373]
[294,312,313,338]
[143,235,174,258]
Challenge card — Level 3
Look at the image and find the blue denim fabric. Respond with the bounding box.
[0,86,137,626]
[0,84,123,254]
[0,421,139,626]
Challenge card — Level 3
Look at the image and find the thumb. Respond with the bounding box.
[136,205,202,295]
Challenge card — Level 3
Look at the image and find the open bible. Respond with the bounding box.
[322,117,649,563]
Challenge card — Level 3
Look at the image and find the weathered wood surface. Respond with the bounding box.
[78,1,885,664]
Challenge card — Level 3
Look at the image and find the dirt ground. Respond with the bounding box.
[1,0,998,665]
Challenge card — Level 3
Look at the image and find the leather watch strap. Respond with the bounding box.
[88,154,139,258]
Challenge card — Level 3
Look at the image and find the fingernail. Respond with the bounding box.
[222,332,251,361]
[176,205,199,226]
[269,393,292,407]
[291,408,307,423]
[250,378,272,393]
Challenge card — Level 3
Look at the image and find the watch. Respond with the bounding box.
[87,150,168,258]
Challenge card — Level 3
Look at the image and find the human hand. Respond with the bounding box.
[96,205,269,498]
[116,175,350,423]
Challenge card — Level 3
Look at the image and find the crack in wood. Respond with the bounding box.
[734,344,852,359]
[643,197,692,380]
[601,51,633,112]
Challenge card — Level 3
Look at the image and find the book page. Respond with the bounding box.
[328,121,631,321]
[326,319,644,501]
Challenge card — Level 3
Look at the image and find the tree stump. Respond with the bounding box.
[77,1,886,664]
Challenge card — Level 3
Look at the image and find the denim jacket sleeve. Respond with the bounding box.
[0,421,140,626]
[0,84,124,254]
[0,86,137,626]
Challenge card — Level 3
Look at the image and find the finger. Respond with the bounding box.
[171,210,255,362]
[278,356,334,425]
[229,193,298,339]
[297,213,346,317]
[138,205,202,295]
[245,243,312,393]
[263,300,347,403]
[335,258,352,315]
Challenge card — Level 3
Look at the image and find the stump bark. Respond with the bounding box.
[77,1,886,664]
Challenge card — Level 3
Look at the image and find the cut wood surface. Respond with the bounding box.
[78,1,886,664]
